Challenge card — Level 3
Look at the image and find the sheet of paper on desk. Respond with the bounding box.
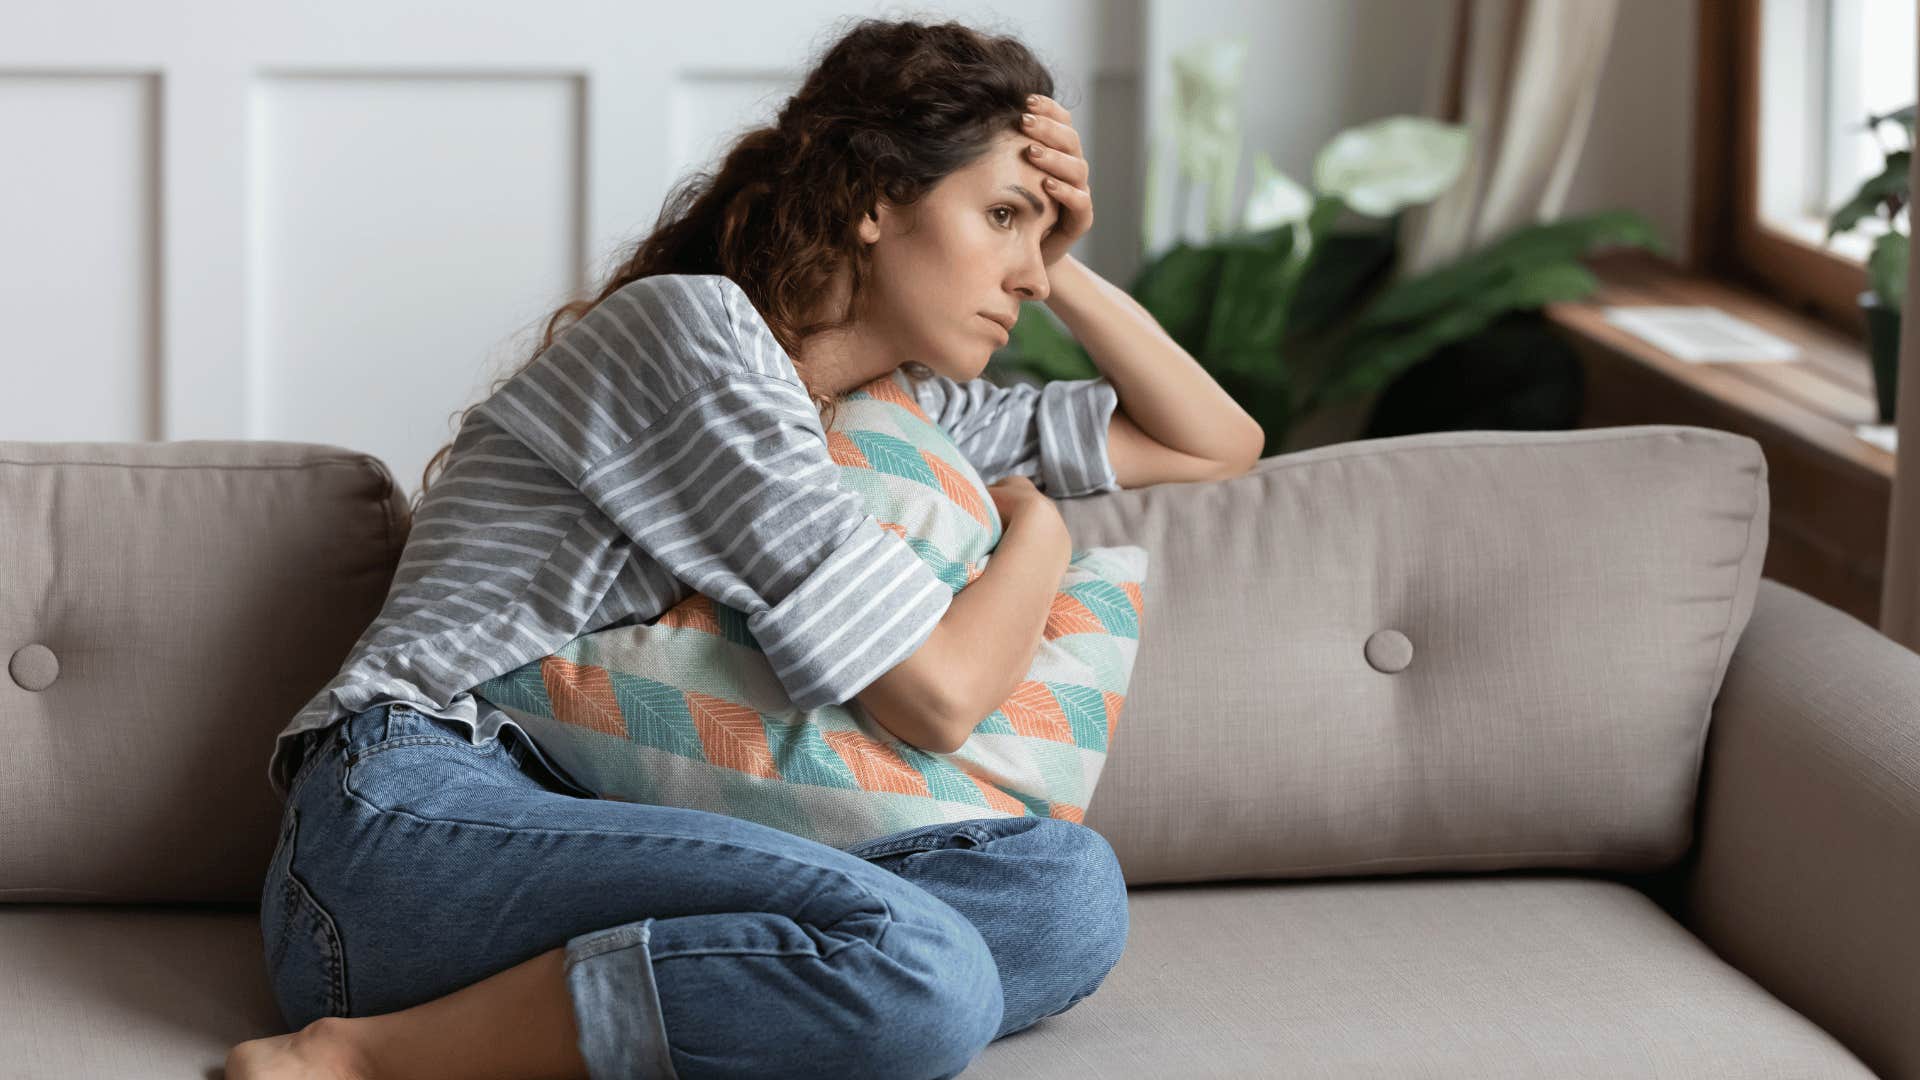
[1855,424,1898,453]
[1600,305,1801,362]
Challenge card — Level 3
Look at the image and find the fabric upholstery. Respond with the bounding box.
[0,441,409,903]
[0,877,1872,1078]
[1684,578,1920,1079]
[1054,425,1770,884]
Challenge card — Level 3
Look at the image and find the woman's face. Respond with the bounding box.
[853,129,1062,383]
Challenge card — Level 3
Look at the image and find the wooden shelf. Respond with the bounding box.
[1544,249,1894,626]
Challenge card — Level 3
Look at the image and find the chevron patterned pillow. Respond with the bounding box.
[472,366,1149,851]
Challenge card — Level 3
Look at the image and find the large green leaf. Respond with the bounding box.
[1003,303,1095,381]
[1317,261,1599,405]
[1829,151,1910,237]
[1283,228,1399,341]
[1869,229,1909,313]
[1871,104,1915,141]
[1355,210,1664,331]
[1129,241,1229,355]
[1202,226,1296,374]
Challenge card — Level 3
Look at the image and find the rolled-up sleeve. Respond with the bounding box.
[910,370,1121,496]
[478,273,953,709]
[575,375,952,707]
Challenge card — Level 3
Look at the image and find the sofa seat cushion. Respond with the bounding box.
[966,875,1870,1078]
[0,905,280,1078]
[0,877,1869,1078]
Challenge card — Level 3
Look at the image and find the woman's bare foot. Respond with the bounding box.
[224,1017,376,1080]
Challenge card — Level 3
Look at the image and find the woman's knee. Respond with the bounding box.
[1037,819,1131,992]
[860,893,1004,1071]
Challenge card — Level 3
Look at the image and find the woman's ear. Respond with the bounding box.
[856,204,884,244]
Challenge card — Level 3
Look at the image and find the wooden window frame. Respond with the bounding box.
[1693,0,1872,340]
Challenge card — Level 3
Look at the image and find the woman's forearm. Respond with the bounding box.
[936,510,1071,740]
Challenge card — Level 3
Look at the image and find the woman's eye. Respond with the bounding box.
[991,206,1015,228]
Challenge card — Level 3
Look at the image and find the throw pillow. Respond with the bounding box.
[471,368,1149,851]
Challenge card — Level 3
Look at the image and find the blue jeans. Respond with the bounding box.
[261,701,1130,1079]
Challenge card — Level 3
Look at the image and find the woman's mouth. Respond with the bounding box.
[980,315,1010,345]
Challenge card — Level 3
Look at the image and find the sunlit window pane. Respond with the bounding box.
[1758,0,1914,261]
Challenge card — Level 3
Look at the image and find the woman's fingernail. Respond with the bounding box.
[1022,113,1036,126]
[1029,145,1043,156]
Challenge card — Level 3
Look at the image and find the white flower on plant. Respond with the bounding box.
[1313,116,1471,218]
[1242,153,1312,230]
[1170,36,1248,240]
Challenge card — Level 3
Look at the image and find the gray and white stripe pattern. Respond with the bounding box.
[268,272,1121,799]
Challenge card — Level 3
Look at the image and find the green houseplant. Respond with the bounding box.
[1825,103,1910,424]
[999,37,1666,455]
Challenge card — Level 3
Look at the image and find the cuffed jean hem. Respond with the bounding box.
[565,919,680,1080]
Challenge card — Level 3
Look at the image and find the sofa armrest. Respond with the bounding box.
[1683,578,1920,1079]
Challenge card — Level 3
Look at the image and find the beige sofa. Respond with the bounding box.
[1,425,1915,1079]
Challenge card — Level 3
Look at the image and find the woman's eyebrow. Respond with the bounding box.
[1001,184,1056,227]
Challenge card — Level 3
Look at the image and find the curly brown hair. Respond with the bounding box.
[411,16,1063,516]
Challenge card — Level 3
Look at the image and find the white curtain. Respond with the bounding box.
[1397,0,1622,277]
[1876,14,1920,654]
[1283,0,1621,451]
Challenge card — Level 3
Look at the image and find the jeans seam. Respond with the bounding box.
[277,808,351,1018]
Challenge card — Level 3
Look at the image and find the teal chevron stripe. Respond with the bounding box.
[903,534,971,592]
[1048,682,1109,753]
[605,671,707,760]
[1063,579,1139,639]
[894,744,993,807]
[765,719,864,790]
[472,664,554,719]
[967,710,1017,737]
[713,602,760,651]
[1006,788,1052,818]
[848,430,938,488]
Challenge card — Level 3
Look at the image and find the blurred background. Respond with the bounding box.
[0,1,1909,525]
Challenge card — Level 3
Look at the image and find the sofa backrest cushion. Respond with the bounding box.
[1057,425,1769,886]
[0,441,407,903]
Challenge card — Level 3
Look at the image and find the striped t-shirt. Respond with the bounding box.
[267,272,1121,800]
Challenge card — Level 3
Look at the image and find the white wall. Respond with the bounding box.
[1,0,1695,495]
[0,0,1137,503]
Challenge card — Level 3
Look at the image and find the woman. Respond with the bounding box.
[229,16,1262,1080]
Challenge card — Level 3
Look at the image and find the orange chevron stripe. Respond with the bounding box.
[826,429,868,467]
[862,372,933,424]
[950,759,1032,816]
[655,593,722,633]
[1102,689,1126,742]
[1048,802,1085,823]
[1001,680,1074,743]
[541,656,625,737]
[822,730,932,796]
[688,690,780,779]
[1044,593,1103,640]
[924,453,990,527]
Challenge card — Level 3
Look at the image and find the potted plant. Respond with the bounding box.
[1825,103,1910,425]
[1000,36,1666,454]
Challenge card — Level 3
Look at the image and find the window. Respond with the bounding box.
[1696,0,1915,335]
[1757,0,1915,258]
